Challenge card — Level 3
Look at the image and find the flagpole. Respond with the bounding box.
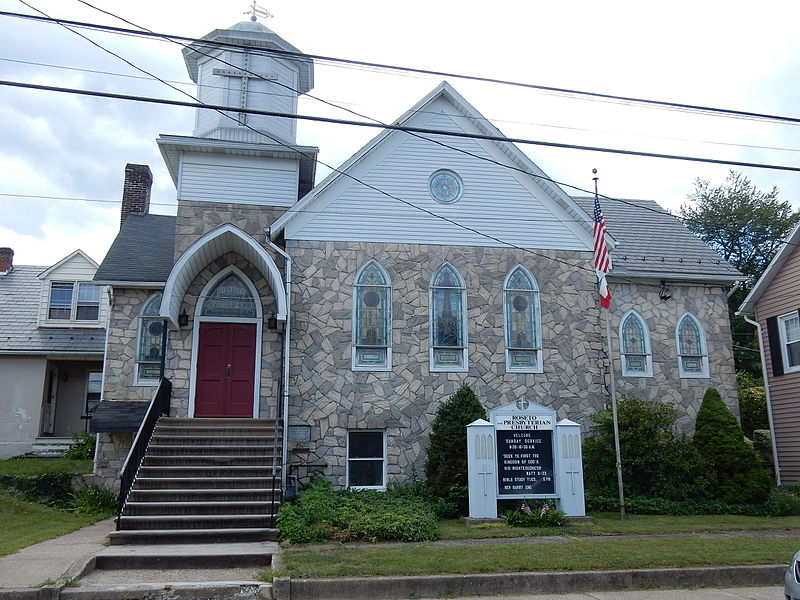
[593,169,625,521]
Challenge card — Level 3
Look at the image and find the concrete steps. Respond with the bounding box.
[107,416,283,569]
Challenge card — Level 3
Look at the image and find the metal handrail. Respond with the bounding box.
[116,377,172,529]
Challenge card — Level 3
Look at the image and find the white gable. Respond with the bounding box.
[278,85,593,251]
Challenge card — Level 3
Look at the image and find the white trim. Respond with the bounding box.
[159,223,286,328]
[429,262,468,373]
[777,311,800,374]
[346,429,387,490]
[351,259,392,372]
[93,281,165,288]
[37,249,98,279]
[675,312,709,378]
[188,266,263,419]
[619,309,653,378]
[503,265,543,374]
[42,280,104,327]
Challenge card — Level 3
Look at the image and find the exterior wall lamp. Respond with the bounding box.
[178,309,189,328]
[659,280,673,302]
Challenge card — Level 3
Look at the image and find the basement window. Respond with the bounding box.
[347,431,385,490]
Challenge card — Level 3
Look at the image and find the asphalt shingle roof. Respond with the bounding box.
[94,214,176,283]
[573,197,741,280]
[0,265,105,354]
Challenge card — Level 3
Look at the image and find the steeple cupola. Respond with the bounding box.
[182,21,314,144]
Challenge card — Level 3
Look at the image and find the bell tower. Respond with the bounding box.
[182,20,314,144]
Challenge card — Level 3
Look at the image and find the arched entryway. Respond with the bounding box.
[189,266,262,418]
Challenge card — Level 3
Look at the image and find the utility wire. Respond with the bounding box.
[4,9,800,127]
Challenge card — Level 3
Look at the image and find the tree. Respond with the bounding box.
[679,171,800,375]
[424,384,486,516]
[693,388,772,504]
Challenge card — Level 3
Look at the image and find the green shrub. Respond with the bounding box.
[424,384,486,516]
[585,492,800,517]
[70,483,116,516]
[738,386,768,439]
[64,432,96,460]
[0,473,74,508]
[582,396,707,500]
[277,479,439,544]
[502,501,568,527]
[693,388,772,504]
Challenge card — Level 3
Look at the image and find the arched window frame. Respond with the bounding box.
[676,312,709,378]
[134,292,166,386]
[429,263,468,372]
[503,265,542,373]
[351,260,392,371]
[619,309,653,377]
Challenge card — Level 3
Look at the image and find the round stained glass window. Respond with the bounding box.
[429,170,463,203]
[512,295,528,312]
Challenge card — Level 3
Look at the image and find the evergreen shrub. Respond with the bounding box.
[424,384,487,516]
[582,396,706,500]
[693,388,772,504]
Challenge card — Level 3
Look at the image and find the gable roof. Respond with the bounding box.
[269,81,604,248]
[0,265,105,355]
[37,249,98,279]
[572,197,742,282]
[94,214,177,285]
[738,219,800,315]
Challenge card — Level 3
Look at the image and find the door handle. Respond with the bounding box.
[226,364,231,379]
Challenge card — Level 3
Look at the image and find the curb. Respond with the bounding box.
[272,564,785,600]
[61,582,270,600]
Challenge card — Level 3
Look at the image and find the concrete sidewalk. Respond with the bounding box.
[0,518,115,589]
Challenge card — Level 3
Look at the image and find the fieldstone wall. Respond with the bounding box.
[285,241,738,489]
[94,432,131,490]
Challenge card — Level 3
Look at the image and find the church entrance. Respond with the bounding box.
[190,266,263,418]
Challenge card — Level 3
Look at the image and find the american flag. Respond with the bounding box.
[520,502,532,516]
[593,193,612,309]
[540,502,550,518]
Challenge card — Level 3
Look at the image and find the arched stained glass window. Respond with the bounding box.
[620,310,652,377]
[504,266,542,372]
[352,260,391,370]
[677,313,708,377]
[429,263,467,371]
[201,273,257,318]
[136,293,165,384]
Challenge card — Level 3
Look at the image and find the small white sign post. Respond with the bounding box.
[467,401,586,519]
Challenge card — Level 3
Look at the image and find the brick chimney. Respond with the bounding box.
[121,163,153,227]
[0,247,13,275]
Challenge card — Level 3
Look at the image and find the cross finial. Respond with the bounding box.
[244,1,273,22]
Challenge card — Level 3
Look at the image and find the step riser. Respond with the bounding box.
[128,491,278,502]
[137,467,280,478]
[95,553,273,569]
[118,516,276,530]
[147,446,278,456]
[143,456,278,466]
[124,503,280,516]
[133,478,277,490]
[158,418,277,426]
[151,437,277,446]
[107,529,279,545]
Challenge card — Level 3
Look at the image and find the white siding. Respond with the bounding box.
[178,153,299,206]
[288,104,590,250]
[38,252,107,327]
[195,52,226,137]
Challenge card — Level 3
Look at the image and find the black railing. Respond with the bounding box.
[116,377,171,529]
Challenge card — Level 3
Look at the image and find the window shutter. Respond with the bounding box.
[766,316,784,377]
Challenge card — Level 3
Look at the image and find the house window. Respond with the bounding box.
[676,313,709,378]
[136,293,165,385]
[778,311,800,373]
[76,283,101,320]
[85,371,102,417]
[347,431,385,489]
[504,266,542,372]
[620,310,652,377]
[429,263,467,371]
[352,260,391,370]
[48,282,74,319]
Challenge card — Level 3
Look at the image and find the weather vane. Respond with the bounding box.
[244,1,273,22]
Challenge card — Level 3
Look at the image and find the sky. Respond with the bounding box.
[1,0,798,267]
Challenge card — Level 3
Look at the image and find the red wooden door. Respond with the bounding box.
[195,322,257,417]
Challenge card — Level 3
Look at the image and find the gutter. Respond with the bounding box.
[739,313,781,486]
[265,228,292,490]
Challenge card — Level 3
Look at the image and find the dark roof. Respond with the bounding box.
[572,197,741,280]
[94,214,176,283]
[0,265,105,354]
[89,400,148,433]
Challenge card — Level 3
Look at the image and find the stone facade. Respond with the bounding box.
[285,241,738,488]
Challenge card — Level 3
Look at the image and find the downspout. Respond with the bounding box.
[740,313,782,486]
[266,228,291,490]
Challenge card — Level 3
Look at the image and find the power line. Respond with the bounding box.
[4,78,800,175]
[3,9,800,127]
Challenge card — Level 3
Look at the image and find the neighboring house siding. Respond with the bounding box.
[0,356,46,458]
[37,253,108,327]
[284,240,731,487]
[756,243,800,483]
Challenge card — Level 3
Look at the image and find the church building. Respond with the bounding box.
[90,19,741,499]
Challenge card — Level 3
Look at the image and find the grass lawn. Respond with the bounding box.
[0,493,96,556]
[0,458,93,477]
[440,513,800,539]
[281,535,800,578]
